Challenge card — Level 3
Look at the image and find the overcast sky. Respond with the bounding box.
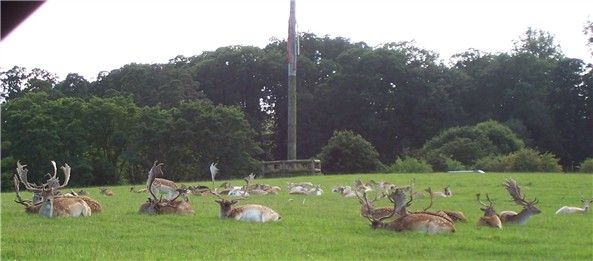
[1,0,592,81]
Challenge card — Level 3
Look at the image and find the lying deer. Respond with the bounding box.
[499,179,541,224]
[100,187,114,196]
[212,193,281,223]
[555,195,592,214]
[424,187,466,222]
[130,186,147,193]
[332,185,357,198]
[289,184,323,196]
[138,161,194,215]
[146,161,180,200]
[431,185,452,198]
[16,161,91,218]
[355,190,396,221]
[360,186,455,234]
[476,193,502,229]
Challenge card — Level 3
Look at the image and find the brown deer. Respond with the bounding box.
[130,186,148,193]
[13,175,42,214]
[555,195,592,214]
[145,161,180,200]
[423,187,466,223]
[16,161,91,218]
[99,187,114,196]
[476,193,502,229]
[431,185,452,198]
[499,179,541,224]
[212,192,281,222]
[354,190,396,221]
[138,161,194,215]
[359,186,455,234]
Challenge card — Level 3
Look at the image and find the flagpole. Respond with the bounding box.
[287,0,297,160]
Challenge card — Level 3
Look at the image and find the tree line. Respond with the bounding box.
[2,27,592,188]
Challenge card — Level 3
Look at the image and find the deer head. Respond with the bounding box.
[476,193,497,216]
[581,195,592,211]
[356,190,395,229]
[503,179,541,214]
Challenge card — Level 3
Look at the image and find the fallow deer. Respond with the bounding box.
[130,186,147,193]
[499,179,541,224]
[99,187,114,196]
[138,161,194,215]
[431,185,452,198]
[13,175,42,214]
[212,193,281,223]
[476,193,502,229]
[145,161,180,200]
[359,186,455,234]
[354,189,395,221]
[17,161,91,218]
[422,187,466,223]
[555,195,592,214]
[289,184,323,195]
[332,185,357,198]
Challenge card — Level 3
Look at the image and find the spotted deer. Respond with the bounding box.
[476,193,502,229]
[16,161,91,218]
[212,192,281,222]
[555,195,592,214]
[99,187,114,196]
[146,161,180,200]
[423,187,466,223]
[359,186,455,234]
[431,185,452,198]
[354,189,396,221]
[138,161,194,215]
[499,179,541,224]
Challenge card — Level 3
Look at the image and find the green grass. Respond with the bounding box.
[2,173,592,260]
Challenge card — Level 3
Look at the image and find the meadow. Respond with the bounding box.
[1,173,592,260]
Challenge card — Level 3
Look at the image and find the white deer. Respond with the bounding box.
[212,193,281,223]
[147,161,180,200]
[555,196,592,214]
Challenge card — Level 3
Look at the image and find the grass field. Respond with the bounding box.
[2,173,592,260]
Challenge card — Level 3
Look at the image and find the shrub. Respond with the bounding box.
[475,148,562,172]
[445,157,466,171]
[388,157,433,173]
[419,120,524,166]
[580,158,593,173]
[317,130,384,174]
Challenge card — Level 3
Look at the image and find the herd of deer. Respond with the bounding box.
[12,160,592,234]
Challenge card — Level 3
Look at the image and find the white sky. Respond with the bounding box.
[1,0,592,81]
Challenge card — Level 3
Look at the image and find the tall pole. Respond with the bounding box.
[287,0,297,160]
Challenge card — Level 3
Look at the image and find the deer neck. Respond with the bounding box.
[512,208,535,224]
[40,199,54,217]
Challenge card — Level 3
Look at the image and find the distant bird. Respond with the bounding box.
[210,163,219,187]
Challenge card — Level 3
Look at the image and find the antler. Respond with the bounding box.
[13,175,34,207]
[16,161,44,193]
[476,193,494,207]
[503,178,534,206]
[423,187,434,212]
[56,163,71,189]
[146,161,163,201]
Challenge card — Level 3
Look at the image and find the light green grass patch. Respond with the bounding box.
[2,173,592,260]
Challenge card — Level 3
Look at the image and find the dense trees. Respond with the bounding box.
[2,28,592,186]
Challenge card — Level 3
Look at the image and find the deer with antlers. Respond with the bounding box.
[15,161,92,218]
[476,193,502,229]
[212,192,281,223]
[555,195,592,214]
[358,185,455,234]
[423,187,466,223]
[499,179,541,224]
[138,161,194,215]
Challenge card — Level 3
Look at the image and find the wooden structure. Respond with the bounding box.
[261,159,322,177]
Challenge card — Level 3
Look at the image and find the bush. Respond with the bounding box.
[475,148,562,172]
[419,120,524,166]
[388,157,433,173]
[580,158,593,173]
[422,151,464,172]
[317,130,384,174]
[445,157,466,171]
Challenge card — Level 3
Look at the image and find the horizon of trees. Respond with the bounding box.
[2,26,592,188]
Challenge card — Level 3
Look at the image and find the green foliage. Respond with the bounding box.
[420,120,524,168]
[387,157,433,173]
[580,158,593,173]
[475,148,562,172]
[2,173,592,260]
[318,130,384,174]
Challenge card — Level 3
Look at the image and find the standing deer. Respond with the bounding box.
[212,193,281,222]
[138,161,194,215]
[359,186,455,234]
[555,195,592,214]
[499,179,541,224]
[16,161,91,218]
[476,193,502,229]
